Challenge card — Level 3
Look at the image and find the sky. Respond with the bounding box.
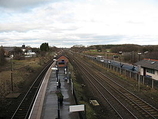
[0,0,158,48]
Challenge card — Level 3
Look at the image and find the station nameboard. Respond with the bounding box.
[69,104,85,112]
[51,67,58,70]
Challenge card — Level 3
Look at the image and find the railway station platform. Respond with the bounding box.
[28,62,80,119]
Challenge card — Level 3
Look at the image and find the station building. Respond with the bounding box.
[57,55,69,68]
[135,59,158,80]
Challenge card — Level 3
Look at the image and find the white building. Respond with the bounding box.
[24,50,36,57]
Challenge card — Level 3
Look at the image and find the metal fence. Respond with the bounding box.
[93,58,158,90]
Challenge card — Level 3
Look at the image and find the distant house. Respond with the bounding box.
[3,45,36,58]
[24,50,36,57]
[135,59,158,80]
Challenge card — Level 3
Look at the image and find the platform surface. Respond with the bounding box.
[29,63,80,119]
[41,68,80,119]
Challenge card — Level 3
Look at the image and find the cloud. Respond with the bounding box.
[0,1,77,32]
[0,0,53,9]
[0,0,158,47]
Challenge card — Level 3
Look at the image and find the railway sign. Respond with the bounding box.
[69,104,86,119]
[69,104,85,112]
[51,67,58,70]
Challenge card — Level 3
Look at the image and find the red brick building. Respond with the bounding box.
[57,56,69,68]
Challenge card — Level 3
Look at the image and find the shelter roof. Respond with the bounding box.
[57,55,69,62]
[135,59,158,70]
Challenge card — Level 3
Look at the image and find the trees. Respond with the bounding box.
[71,45,86,52]
[111,44,140,53]
[13,47,23,60]
[40,43,49,52]
[0,46,6,66]
[95,45,102,52]
[39,43,50,57]
[14,47,22,54]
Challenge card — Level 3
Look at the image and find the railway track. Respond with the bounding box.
[99,72,158,119]
[67,52,158,119]
[10,60,54,119]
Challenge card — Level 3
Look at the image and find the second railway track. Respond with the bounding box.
[67,52,158,119]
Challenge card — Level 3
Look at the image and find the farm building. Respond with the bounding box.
[57,55,69,68]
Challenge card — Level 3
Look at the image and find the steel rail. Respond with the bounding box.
[68,53,138,119]
[98,72,158,119]
[81,53,158,118]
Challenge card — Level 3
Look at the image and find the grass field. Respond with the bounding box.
[0,57,46,97]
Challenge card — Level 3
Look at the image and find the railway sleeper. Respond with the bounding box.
[150,111,158,114]
[141,112,146,114]
[144,114,150,118]
[138,103,147,106]
[144,107,154,110]
[141,105,150,108]
[133,99,141,102]
[135,100,144,103]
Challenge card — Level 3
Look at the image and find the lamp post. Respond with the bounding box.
[57,96,61,119]
[137,65,141,91]
[119,51,123,66]
[52,66,61,119]
[144,51,148,59]
[119,51,122,58]
[10,55,14,92]
[106,51,110,68]
[138,52,142,61]
[68,72,71,83]
[106,51,109,60]
[119,51,123,74]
